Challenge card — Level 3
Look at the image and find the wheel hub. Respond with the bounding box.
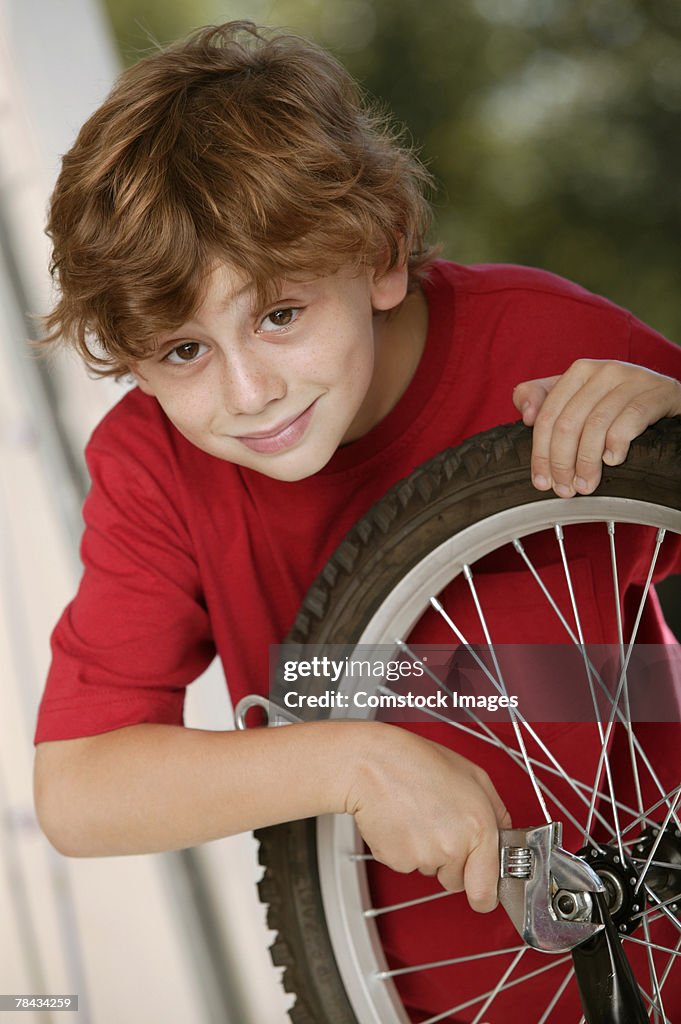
[569,823,681,1024]
[575,842,643,936]
[574,822,681,934]
[632,821,681,908]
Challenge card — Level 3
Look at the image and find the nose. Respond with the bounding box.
[220,346,287,416]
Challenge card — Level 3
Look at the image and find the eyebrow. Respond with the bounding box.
[152,279,257,352]
[217,279,256,312]
[152,275,305,356]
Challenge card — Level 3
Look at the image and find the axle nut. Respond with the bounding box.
[553,888,593,922]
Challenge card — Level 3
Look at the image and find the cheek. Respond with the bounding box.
[344,326,376,392]
[347,344,375,395]
[158,389,215,438]
[308,316,376,387]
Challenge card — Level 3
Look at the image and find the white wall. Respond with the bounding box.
[0,2,291,1020]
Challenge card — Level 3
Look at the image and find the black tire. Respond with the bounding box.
[255,419,681,1024]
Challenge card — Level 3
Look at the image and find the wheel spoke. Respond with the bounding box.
[386,686,625,857]
[658,935,681,991]
[400,530,680,1016]
[385,655,675,866]
[513,533,681,832]
[582,522,663,851]
[419,611,609,844]
[642,914,667,1023]
[462,564,552,824]
[554,524,625,858]
[376,943,527,979]
[637,981,672,1024]
[621,785,681,839]
[582,525,667,851]
[632,858,681,873]
[608,522,646,822]
[642,912,677,929]
[619,526,666,652]
[643,886,681,935]
[470,946,526,1024]
[421,953,572,1022]
[364,888,453,918]
[395,643,620,847]
[537,967,574,1024]
[623,935,681,960]
[632,891,681,927]
[360,680,637,924]
[634,790,681,895]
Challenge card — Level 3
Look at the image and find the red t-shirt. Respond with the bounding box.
[36,261,681,741]
[36,262,681,1021]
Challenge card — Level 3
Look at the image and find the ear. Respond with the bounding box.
[369,256,409,312]
[130,365,155,396]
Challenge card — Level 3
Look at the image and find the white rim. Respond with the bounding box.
[316,497,681,1023]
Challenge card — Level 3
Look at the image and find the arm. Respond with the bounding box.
[34,718,510,913]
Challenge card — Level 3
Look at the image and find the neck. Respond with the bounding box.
[344,284,429,442]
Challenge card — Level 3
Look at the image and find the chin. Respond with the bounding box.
[250,443,336,482]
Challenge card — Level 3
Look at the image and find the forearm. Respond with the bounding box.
[34,719,382,857]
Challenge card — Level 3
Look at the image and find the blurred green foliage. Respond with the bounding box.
[102,0,681,341]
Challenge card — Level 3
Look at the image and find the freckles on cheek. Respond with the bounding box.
[161,392,210,433]
[348,340,376,386]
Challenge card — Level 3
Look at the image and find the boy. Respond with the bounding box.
[34,21,681,1021]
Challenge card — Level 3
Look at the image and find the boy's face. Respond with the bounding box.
[132,261,415,481]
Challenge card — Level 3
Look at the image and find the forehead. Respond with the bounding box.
[190,262,352,320]
[191,261,321,317]
[150,263,261,347]
[197,262,257,316]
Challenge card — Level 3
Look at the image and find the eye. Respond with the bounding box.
[164,341,208,365]
[259,307,301,333]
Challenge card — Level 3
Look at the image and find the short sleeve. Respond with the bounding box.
[34,408,216,743]
[627,313,681,381]
[625,315,681,583]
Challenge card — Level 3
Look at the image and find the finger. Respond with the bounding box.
[567,385,639,494]
[531,366,625,495]
[512,377,560,426]
[436,860,465,894]
[462,828,500,913]
[599,385,677,469]
[498,806,512,830]
[528,372,593,492]
[473,770,512,829]
[549,378,667,496]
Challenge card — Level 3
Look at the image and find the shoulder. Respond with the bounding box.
[432,259,628,318]
[88,385,169,453]
[428,260,638,365]
[83,387,247,523]
[87,385,215,476]
[84,387,193,510]
[77,390,180,540]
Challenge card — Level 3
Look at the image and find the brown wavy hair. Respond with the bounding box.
[42,21,437,377]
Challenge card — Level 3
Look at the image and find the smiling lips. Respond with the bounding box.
[234,400,318,454]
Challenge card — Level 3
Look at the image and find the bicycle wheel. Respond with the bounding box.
[255,418,681,1024]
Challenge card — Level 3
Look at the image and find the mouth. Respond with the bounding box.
[233,399,318,454]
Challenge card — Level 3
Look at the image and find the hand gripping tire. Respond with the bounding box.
[255,419,681,1024]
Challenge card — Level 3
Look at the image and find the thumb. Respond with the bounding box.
[512,375,560,425]
[463,827,501,913]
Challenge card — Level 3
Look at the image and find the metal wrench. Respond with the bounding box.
[499,822,605,952]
